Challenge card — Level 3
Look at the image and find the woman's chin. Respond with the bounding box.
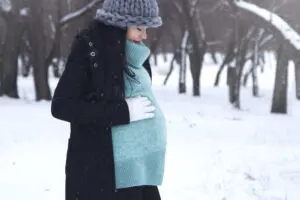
[127,38,142,44]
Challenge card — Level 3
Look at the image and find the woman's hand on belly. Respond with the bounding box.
[125,96,156,122]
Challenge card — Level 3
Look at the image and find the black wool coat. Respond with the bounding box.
[51,20,152,200]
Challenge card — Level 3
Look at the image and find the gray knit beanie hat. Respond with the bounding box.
[95,0,162,28]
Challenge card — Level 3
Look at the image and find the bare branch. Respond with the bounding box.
[194,7,206,40]
[46,0,102,68]
[200,0,227,14]
[60,0,102,26]
[190,0,199,17]
[206,40,223,46]
[246,33,274,61]
[260,34,273,47]
[233,0,300,51]
[171,0,183,15]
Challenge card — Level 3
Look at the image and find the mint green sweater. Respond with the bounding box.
[111,40,167,189]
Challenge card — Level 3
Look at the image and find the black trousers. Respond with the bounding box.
[115,186,161,200]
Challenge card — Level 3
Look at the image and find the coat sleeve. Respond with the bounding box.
[51,34,130,127]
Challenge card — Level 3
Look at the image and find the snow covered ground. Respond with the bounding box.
[1,54,300,200]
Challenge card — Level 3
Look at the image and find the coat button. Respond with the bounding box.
[93,63,98,68]
[88,42,93,47]
[90,51,96,57]
[113,74,118,79]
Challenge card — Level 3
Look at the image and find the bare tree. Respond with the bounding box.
[189,4,207,96]
[242,29,272,97]
[0,0,25,98]
[27,0,52,100]
[271,43,289,113]
[169,0,207,96]
[179,30,189,93]
[228,23,254,108]
[229,0,300,112]
[294,59,300,100]
[163,49,180,85]
[214,30,236,87]
[0,0,101,100]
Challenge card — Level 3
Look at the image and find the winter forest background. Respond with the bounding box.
[1,0,300,112]
[1,0,300,200]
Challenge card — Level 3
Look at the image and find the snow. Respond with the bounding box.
[20,8,28,16]
[60,0,100,25]
[234,0,300,50]
[48,15,56,35]
[1,54,300,200]
[0,0,12,12]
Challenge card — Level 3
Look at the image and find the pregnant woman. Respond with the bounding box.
[51,0,167,200]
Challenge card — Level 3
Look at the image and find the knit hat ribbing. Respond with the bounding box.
[95,0,162,28]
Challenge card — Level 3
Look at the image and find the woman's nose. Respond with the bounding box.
[142,31,147,40]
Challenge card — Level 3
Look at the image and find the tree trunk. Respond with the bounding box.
[229,20,250,109]
[228,66,236,103]
[188,6,206,96]
[0,14,22,98]
[252,36,259,97]
[210,49,218,65]
[0,42,3,86]
[48,29,62,78]
[271,44,289,114]
[0,61,2,87]
[149,29,164,56]
[190,41,206,96]
[231,38,248,109]
[29,1,51,101]
[251,66,259,97]
[294,60,300,100]
[20,57,31,77]
[154,53,158,66]
[20,51,31,77]
[163,55,176,85]
[52,59,61,78]
[179,30,189,94]
[214,36,235,87]
[242,67,251,87]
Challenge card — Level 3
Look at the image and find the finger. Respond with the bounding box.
[133,96,142,101]
[139,96,148,101]
[141,99,152,106]
[144,105,156,112]
[144,113,155,119]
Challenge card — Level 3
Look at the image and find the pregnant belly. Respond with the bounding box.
[111,102,167,162]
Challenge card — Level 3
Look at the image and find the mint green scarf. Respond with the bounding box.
[125,40,150,67]
[111,40,167,189]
